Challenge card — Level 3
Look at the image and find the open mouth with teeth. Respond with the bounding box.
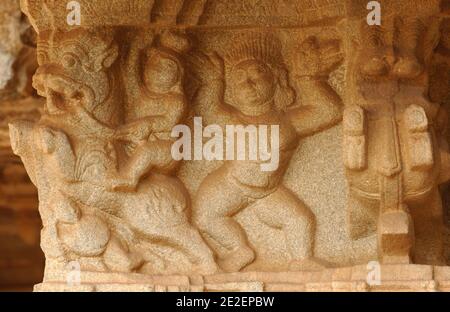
[33,71,95,115]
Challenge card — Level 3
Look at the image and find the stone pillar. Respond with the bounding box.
[8,0,450,292]
[343,0,448,265]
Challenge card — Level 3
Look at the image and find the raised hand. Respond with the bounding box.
[187,51,224,83]
[295,36,343,78]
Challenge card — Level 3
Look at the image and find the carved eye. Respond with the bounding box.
[62,54,77,68]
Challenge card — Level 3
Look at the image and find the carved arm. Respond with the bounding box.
[289,78,343,137]
[289,37,343,137]
[188,52,236,127]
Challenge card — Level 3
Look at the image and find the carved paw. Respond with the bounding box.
[58,215,110,257]
[218,246,255,273]
[103,237,143,273]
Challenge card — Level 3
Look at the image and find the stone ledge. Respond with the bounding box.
[34,264,450,292]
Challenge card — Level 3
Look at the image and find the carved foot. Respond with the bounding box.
[218,246,255,273]
[393,57,423,79]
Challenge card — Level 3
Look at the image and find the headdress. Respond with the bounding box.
[224,32,283,69]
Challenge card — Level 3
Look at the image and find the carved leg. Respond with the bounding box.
[193,169,255,272]
[255,186,324,270]
[110,140,174,192]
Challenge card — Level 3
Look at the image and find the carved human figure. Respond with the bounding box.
[190,33,343,272]
[344,15,450,264]
[110,32,190,191]
[10,28,216,275]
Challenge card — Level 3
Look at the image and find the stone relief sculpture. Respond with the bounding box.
[3,0,450,291]
[189,33,342,272]
[109,31,190,192]
[10,27,216,275]
[343,1,450,265]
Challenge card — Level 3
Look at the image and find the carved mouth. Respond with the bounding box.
[46,82,85,114]
[34,72,94,115]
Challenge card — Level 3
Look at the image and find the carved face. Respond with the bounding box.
[143,50,181,94]
[33,31,118,124]
[230,60,276,114]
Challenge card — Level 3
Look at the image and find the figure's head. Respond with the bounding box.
[225,33,294,116]
[143,49,182,94]
[229,59,276,112]
[33,28,119,125]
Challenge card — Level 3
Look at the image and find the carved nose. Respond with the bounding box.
[246,78,256,88]
[32,64,73,96]
[32,65,56,93]
[32,68,46,96]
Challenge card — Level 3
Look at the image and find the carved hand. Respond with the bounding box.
[188,51,224,83]
[295,37,343,78]
[114,119,153,143]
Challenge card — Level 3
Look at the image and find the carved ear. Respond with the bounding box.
[94,44,119,71]
[103,44,119,68]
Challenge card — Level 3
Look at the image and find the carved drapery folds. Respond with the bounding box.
[7,0,450,291]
